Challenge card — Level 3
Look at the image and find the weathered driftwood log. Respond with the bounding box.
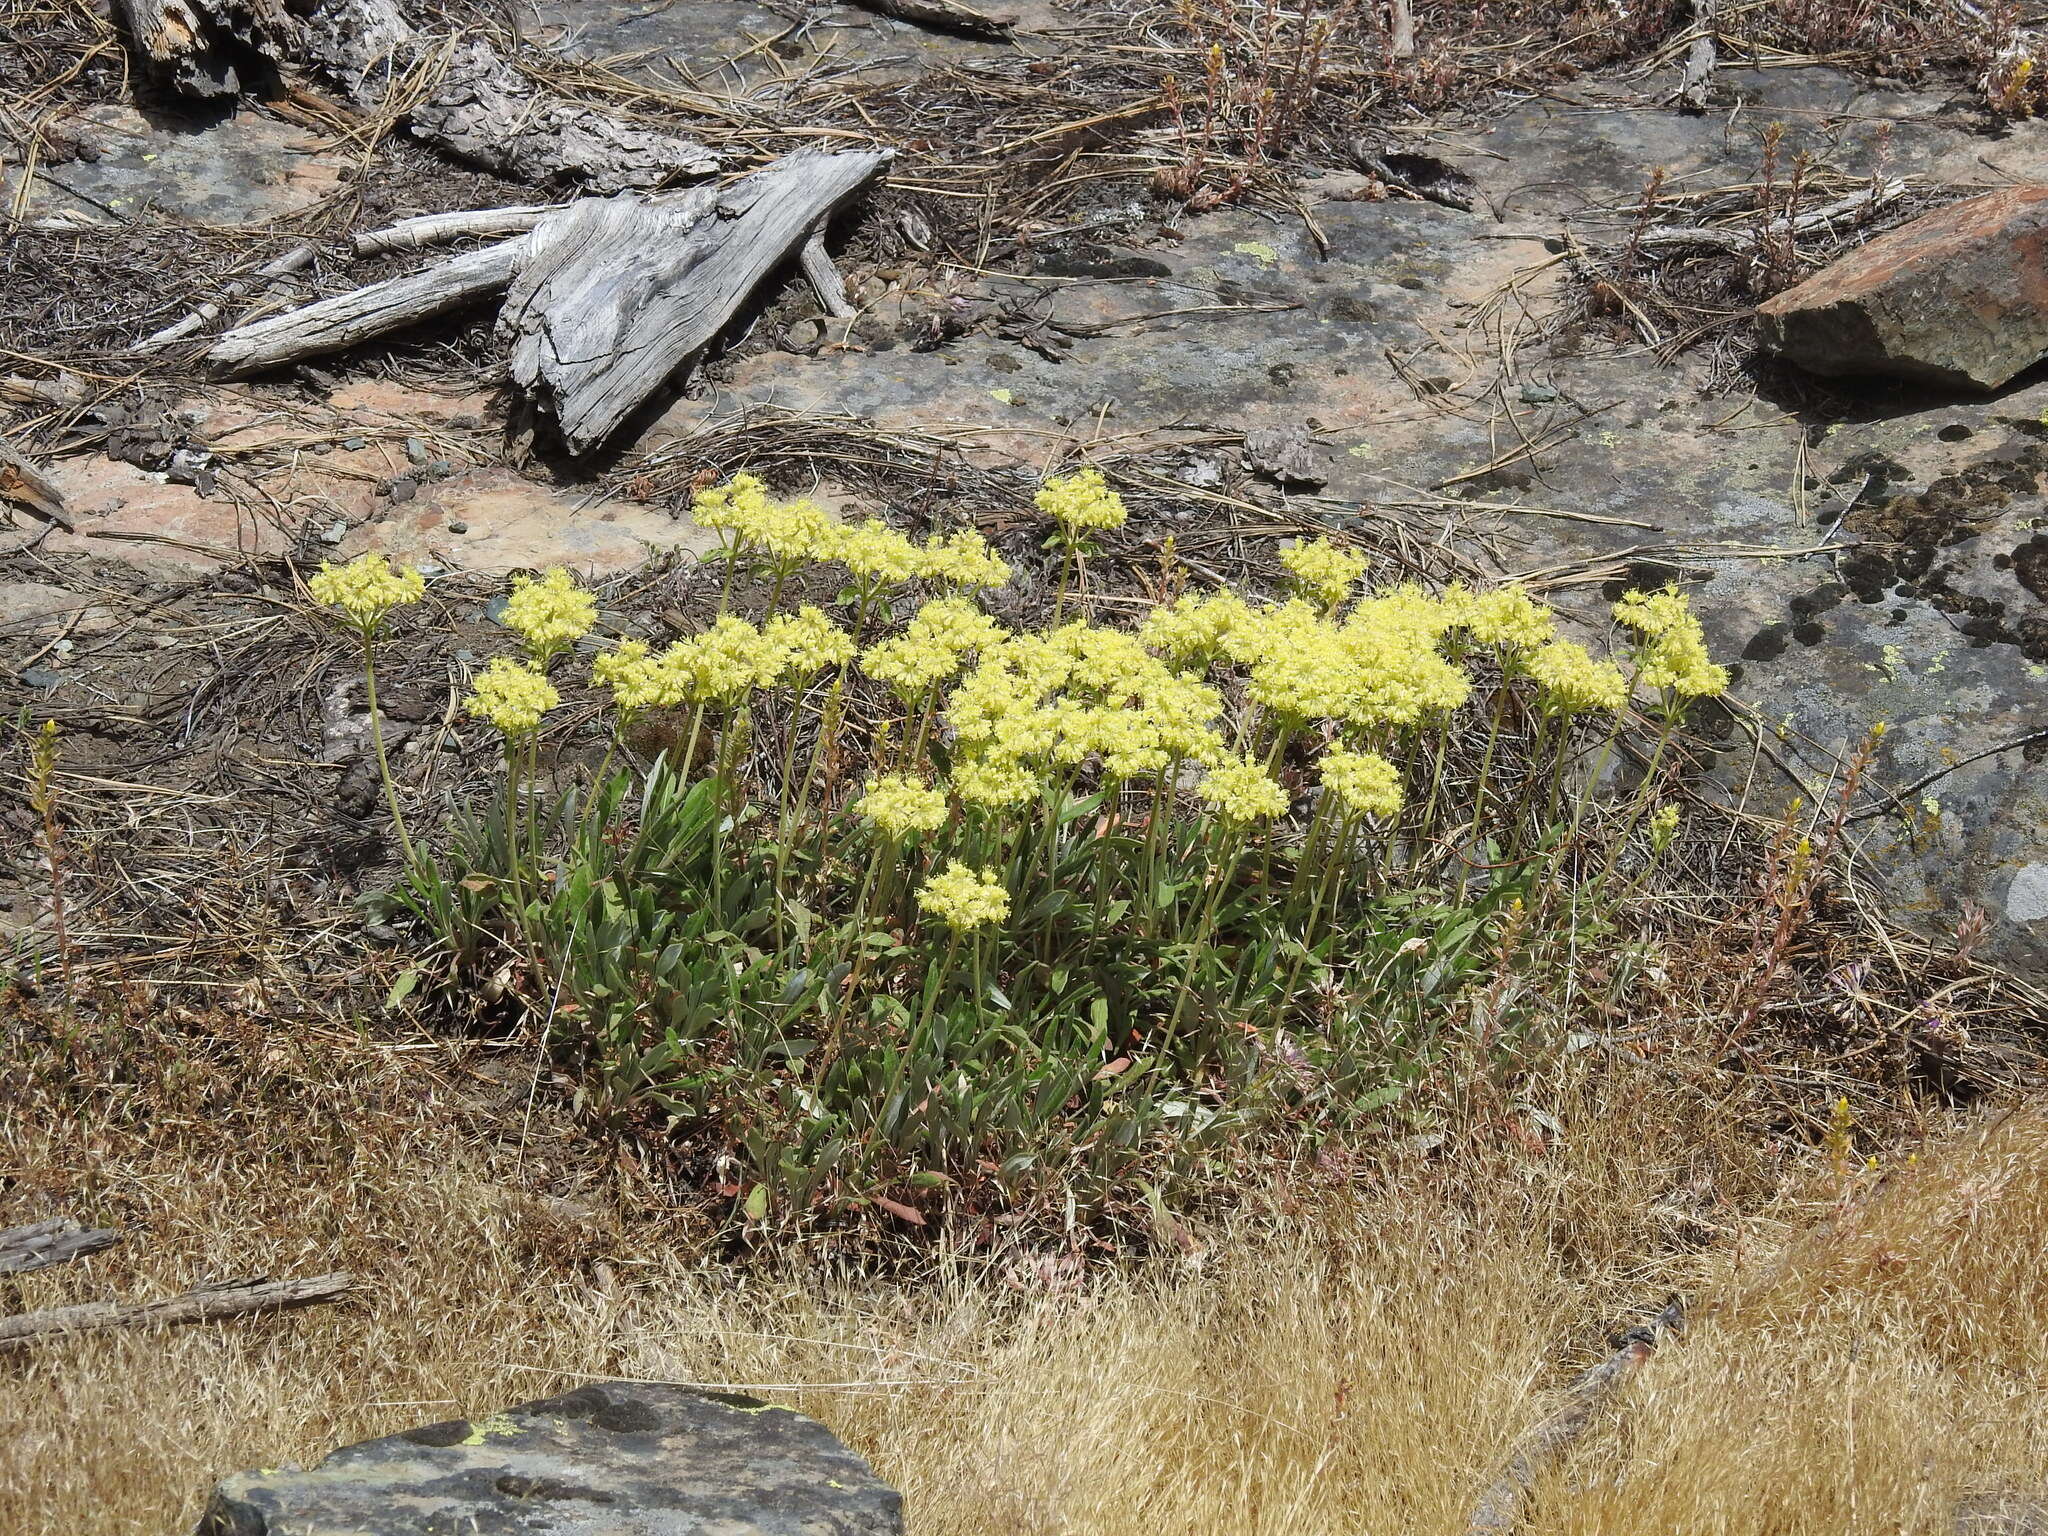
[0,1272,352,1350]
[1677,0,1718,113]
[499,149,892,453]
[205,236,533,378]
[1467,1300,1685,1535]
[115,0,718,192]
[354,204,561,257]
[0,1217,120,1275]
[1,438,76,533]
[845,0,1017,39]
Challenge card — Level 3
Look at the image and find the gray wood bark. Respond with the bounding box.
[846,0,1016,39]
[205,237,532,378]
[0,1218,120,1275]
[113,0,719,192]
[0,1272,351,1349]
[355,205,562,257]
[499,149,892,454]
[1677,0,1718,112]
[1,438,76,532]
[137,241,317,349]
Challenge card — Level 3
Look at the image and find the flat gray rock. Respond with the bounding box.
[191,1383,903,1536]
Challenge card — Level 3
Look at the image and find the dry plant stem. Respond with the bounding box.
[360,641,418,872]
[26,722,75,1011]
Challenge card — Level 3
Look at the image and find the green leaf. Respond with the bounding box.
[743,1184,770,1221]
[383,967,423,1010]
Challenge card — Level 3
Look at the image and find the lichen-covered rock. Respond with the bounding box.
[1758,186,2048,390]
[191,1383,903,1536]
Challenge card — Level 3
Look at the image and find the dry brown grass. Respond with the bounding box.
[3,999,2044,1536]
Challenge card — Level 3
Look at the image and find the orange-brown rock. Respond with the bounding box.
[1758,186,2048,391]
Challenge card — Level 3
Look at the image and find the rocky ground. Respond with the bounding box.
[3,0,2046,983]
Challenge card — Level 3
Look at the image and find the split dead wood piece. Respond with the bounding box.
[1351,145,1478,212]
[1677,0,1719,113]
[800,220,857,319]
[0,1217,120,1275]
[113,0,296,99]
[354,204,563,256]
[0,1272,352,1350]
[1632,180,1907,253]
[137,241,319,349]
[845,0,1016,39]
[0,373,88,409]
[204,237,529,378]
[500,148,893,455]
[1467,1299,1685,1535]
[0,437,76,533]
[406,36,719,192]
[1388,0,1417,58]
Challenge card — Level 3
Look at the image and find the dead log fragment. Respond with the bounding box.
[1,438,77,534]
[406,38,719,191]
[799,222,858,319]
[499,149,893,454]
[0,1272,352,1350]
[137,241,318,349]
[0,1218,120,1275]
[1677,0,1718,113]
[845,0,1017,39]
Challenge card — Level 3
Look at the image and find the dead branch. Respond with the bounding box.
[800,221,858,319]
[1677,0,1718,113]
[1630,180,1908,253]
[204,235,533,377]
[1389,0,1417,58]
[1467,1300,1685,1535]
[137,242,319,349]
[354,205,562,257]
[0,1272,353,1350]
[0,1218,121,1276]
[844,0,1017,39]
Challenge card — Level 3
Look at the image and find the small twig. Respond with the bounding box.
[134,241,320,349]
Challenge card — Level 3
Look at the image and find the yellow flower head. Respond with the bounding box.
[1280,537,1370,609]
[591,639,684,717]
[1458,584,1553,652]
[1196,756,1289,821]
[1648,802,1682,854]
[1036,467,1127,535]
[1319,747,1404,820]
[951,749,1040,808]
[1615,587,1728,698]
[855,773,949,839]
[308,552,424,637]
[762,606,856,684]
[920,529,1012,591]
[1141,590,1250,667]
[664,615,775,705]
[916,859,1011,930]
[1522,639,1628,715]
[465,656,560,736]
[503,567,596,661]
[862,597,1006,700]
[836,520,924,585]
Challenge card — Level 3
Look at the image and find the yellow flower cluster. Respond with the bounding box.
[591,639,684,717]
[862,597,1007,700]
[1280,537,1370,609]
[762,606,858,683]
[1521,639,1629,716]
[916,859,1011,929]
[1614,587,1729,698]
[1140,590,1249,665]
[1035,468,1127,535]
[1212,591,1469,730]
[1197,756,1290,821]
[308,552,424,636]
[692,475,1012,592]
[1455,584,1553,652]
[1648,802,1682,853]
[1319,747,1404,820]
[466,656,560,736]
[855,774,949,839]
[503,567,597,661]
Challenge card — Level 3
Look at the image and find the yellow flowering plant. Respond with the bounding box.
[347,471,1738,1234]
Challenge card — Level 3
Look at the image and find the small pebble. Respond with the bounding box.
[404,437,429,464]
[423,459,453,481]
[448,519,469,534]
[342,436,366,450]
[387,477,418,503]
